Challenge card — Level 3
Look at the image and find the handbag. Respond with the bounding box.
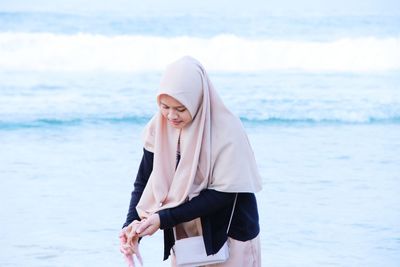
[172,194,238,267]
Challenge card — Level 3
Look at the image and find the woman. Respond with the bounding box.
[120,56,262,266]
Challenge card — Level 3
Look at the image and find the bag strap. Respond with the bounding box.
[226,193,238,234]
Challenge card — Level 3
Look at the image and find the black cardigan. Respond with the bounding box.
[123,148,260,260]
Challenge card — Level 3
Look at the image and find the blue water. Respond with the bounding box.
[1,12,400,40]
[0,10,400,267]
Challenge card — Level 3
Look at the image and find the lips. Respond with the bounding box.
[170,120,182,125]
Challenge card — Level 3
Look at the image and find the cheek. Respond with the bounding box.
[183,112,193,123]
[160,109,168,119]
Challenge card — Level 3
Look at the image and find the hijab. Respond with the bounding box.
[136,56,262,219]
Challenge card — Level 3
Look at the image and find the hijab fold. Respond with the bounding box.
[136,56,262,219]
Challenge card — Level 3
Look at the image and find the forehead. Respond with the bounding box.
[159,94,185,107]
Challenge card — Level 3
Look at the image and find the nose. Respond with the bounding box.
[167,109,178,120]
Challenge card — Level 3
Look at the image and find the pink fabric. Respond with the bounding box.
[136,56,262,219]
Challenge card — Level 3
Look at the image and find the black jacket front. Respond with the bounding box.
[123,148,260,260]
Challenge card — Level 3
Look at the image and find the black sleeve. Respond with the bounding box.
[158,189,236,230]
[122,148,154,228]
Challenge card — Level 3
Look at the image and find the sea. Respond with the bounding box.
[0,10,399,267]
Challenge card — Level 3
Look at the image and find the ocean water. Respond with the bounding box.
[1,11,400,267]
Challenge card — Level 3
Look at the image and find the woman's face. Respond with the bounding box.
[159,94,193,129]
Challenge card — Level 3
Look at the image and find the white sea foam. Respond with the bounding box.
[0,33,399,72]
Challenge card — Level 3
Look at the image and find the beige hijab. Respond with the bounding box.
[136,56,262,219]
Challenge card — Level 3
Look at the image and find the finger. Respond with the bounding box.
[123,244,134,254]
[127,231,138,240]
[120,238,128,254]
[127,238,139,249]
[138,224,157,237]
[135,219,150,234]
[120,248,132,255]
[120,246,127,254]
[120,228,129,240]
[120,244,132,255]
[120,235,128,243]
[128,220,141,231]
[129,221,142,233]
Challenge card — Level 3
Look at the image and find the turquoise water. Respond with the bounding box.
[1,121,399,266]
[1,10,400,267]
[1,71,399,128]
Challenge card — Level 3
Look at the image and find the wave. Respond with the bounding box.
[0,33,399,72]
[0,116,149,130]
[2,12,399,39]
[1,114,399,130]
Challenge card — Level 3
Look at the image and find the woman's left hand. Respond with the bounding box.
[136,213,160,237]
[120,222,143,267]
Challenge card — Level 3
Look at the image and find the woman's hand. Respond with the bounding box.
[135,213,160,237]
[119,221,143,266]
[119,227,134,266]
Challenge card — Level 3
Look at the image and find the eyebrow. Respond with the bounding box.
[160,102,186,109]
